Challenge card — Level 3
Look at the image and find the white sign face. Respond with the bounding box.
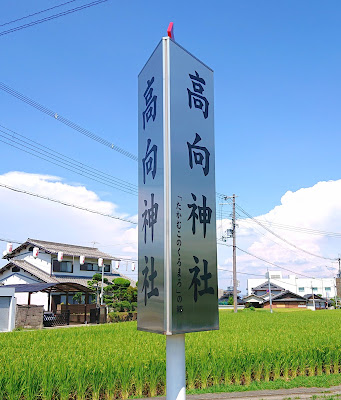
[138,37,218,335]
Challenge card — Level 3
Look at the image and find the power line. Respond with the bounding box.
[253,218,341,238]
[0,238,22,245]
[0,124,138,196]
[0,0,79,28]
[220,198,336,261]
[0,0,109,37]
[218,266,264,277]
[217,192,341,238]
[0,82,137,161]
[0,181,137,225]
[218,241,319,279]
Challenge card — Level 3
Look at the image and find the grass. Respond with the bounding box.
[1,309,341,398]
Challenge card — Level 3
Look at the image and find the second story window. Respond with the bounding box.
[80,263,110,273]
[53,260,73,273]
[298,287,304,292]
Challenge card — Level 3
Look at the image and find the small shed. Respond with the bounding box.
[0,286,16,332]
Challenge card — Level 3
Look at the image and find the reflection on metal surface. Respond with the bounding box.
[138,37,218,335]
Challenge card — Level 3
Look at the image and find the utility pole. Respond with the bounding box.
[232,194,237,313]
[267,269,273,313]
[220,194,238,313]
[311,281,316,311]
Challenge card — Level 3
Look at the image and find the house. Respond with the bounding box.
[304,294,329,310]
[248,271,336,298]
[0,238,134,311]
[242,294,264,308]
[219,287,244,304]
[263,290,307,309]
[251,281,285,297]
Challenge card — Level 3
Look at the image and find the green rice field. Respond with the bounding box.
[1,309,341,399]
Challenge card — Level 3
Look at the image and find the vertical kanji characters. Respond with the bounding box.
[142,193,159,243]
[187,193,212,238]
[187,133,210,176]
[187,71,209,119]
[189,256,214,302]
[142,139,157,184]
[141,256,159,306]
[143,77,157,130]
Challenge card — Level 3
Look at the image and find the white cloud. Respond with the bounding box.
[1,172,340,293]
[217,180,341,292]
[0,171,138,279]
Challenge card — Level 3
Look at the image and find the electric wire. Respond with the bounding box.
[219,196,336,261]
[0,0,109,37]
[0,0,78,28]
[0,82,137,160]
[0,125,138,196]
[0,181,137,225]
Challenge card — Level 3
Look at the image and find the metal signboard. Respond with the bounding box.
[138,37,218,334]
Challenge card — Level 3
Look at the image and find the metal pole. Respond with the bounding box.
[232,194,237,313]
[100,265,104,306]
[166,334,186,400]
[268,270,273,313]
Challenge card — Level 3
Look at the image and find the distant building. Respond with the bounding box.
[219,286,244,304]
[0,238,134,310]
[247,270,336,299]
[263,290,307,309]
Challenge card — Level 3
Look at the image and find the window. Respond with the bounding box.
[80,262,110,272]
[312,287,318,292]
[299,287,304,292]
[325,287,331,291]
[53,260,73,273]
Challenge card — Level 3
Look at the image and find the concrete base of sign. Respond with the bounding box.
[166,334,186,400]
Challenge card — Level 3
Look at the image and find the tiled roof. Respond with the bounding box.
[252,281,285,291]
[5,238,119,260]
[265,290,307,302]
[0,261,136,287]
[0,260,59,283]
[57,273,136,287]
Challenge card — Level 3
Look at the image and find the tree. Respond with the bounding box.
[88,273,109,305]
[228,296,234,305]
[73,292,83,304]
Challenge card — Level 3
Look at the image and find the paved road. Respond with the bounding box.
[140,385,341,400]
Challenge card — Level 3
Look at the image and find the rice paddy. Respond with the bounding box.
[1,309,341,399]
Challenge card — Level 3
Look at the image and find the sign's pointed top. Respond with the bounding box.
[167,22,174,40]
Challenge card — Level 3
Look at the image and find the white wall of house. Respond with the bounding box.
[51,256,112,277]
[248,272,336,298]
[0,268,40,285]
[15,249,52,274]
[0,268,49,309]
[14,291,49,310]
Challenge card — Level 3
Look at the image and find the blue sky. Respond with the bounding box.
[0,1,340,290]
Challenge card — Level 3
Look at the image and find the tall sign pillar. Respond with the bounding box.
[138,31,218,399]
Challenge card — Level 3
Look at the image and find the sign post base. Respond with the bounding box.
[166,334,186,400]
